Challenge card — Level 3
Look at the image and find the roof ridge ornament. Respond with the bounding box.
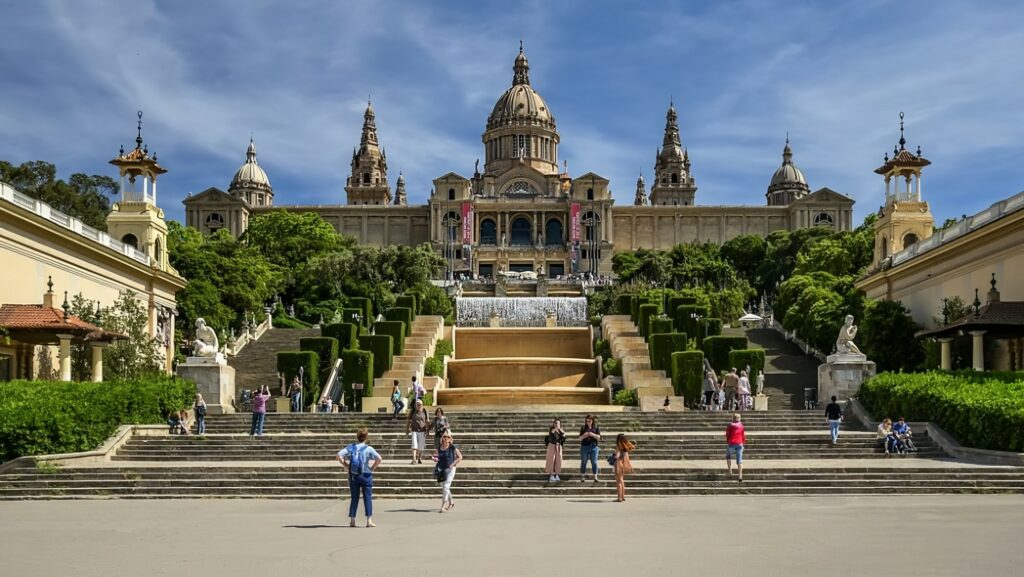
[135,110,144,150]
[898,111,906,151]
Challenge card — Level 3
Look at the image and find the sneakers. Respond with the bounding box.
[548,475,556,483]
[579,476,586,483]
[554,475,561,482]
[593,475,600,483]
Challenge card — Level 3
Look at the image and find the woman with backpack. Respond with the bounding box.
[193,393,207,435]
[610,433,636,502]
[337,428,383,528]
[435,431,462,513]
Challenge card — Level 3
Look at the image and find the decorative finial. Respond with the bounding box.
[62,291,70,320]
[916,145,922,157]
[898,111,906,150]
[94,300,101,320]
[973,288,981,316]
[136,110,144,149]
[884,152,889,162]
[786,132,790,145]
[991,272,997,290]
[119,144,124,155]
[46,276,53,293]
[519,39,523,53]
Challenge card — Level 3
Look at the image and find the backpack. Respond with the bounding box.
[347,444,368,475]
[195,404,207,418]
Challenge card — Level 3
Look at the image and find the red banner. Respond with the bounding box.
[461,202,473,244]
[570,203,581,243]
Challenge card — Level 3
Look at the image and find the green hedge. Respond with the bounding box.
[277,350,320,410]
[859,371,1024,452]
[650,318,674,336]
[667,296,697,317]
[617,294,637,316]
[273,314,312,329]
[424,357,444,377]
[630,296,641,323]
[638,304,659,339]
[373,321,406,355]
[649,332,689,372]
[384,307,414,336]
[322,322,358,350]
[396,295,419,316]
[299,337,339,399]
[728,349,766,382]
[702,335,748,372]
[670,350,705,401]
[434,339,453,358]
[0,377,194,462]
[340,349,374,410]
[593,338,611,359]
[348,297,373,327]
[358,335,393,379]
[706,318,724,338]
[674,305,710,341]
[613,388,638,406]
[603,357,622,377]
[341,308,366,330]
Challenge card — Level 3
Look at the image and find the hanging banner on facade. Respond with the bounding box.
[461,202,473,244]
[570,202,581,243]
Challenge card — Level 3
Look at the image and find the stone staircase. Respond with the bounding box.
[737,328,822,410]
[364,316,444,412]
[228,328,321,392]
[6,411,1024,499]
[601,315,673,399]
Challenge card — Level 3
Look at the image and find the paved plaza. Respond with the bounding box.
[1,495,1022,576]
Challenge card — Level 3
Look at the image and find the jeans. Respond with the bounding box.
[726,444,744,465]
[290,393,301,413]
[348,473,373,518]
[580,444,599,475]
[392,399,404,418]
[828,419,841,442]
[441,467,456,503]
[196,415,206,435]
[250,412,266,436]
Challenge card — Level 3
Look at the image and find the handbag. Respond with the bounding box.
[434,466,448,483]
[606,452,617,466]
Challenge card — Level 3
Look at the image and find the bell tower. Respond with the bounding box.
[345,99,392,206]
[871,112,934,268]
[650,100,697,206]
[106,111,172,272]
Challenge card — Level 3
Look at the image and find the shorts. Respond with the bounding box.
[726,444,744,464]
[411,432,427,450]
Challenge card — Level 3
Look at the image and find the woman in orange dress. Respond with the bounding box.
[613,433,636,502]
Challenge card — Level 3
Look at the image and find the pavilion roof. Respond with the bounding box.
[916,300,1024,339]
[0,304,124,344]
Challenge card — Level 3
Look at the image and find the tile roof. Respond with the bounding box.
[0,304,100,333]
[917,301,1024,338]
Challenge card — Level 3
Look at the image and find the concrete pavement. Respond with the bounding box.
[1,496,1022,576]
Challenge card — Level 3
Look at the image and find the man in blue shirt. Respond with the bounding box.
[338,428,383,527]
[892,418,916,453]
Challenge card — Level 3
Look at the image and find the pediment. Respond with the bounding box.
[433,172,470,183]
[183,187,245,206]
[800,187,854,205]
[574,172,609,184]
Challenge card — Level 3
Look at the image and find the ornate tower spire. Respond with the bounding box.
[634,173,648,206]
[663,100,682,151]
[346,99,392,205]
[394,171,407,206]
[650,100,696,206]
[513,41,530,86]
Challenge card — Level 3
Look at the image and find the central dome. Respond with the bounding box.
[230,138,271,192]
[486,46,556,131]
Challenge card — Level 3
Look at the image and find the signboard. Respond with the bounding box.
[461,202,473,244]
[570,203,581,243]
[353,382,365,391]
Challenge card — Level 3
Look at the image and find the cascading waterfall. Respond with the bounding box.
[456,297,588,327]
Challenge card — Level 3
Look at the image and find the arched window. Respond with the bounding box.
[881,236,889,259]
[480,219,497,245]
[204,213,224,230]
[903,233,919,249]
[154,237,163,262]
[545,219,563,245]
[448,188,456,200]
[510,217,532,246]
[121,234,138,249]
[671,173,679,184]
[362,173,370,185]
[813,212,835,227]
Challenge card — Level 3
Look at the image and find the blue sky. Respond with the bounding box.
[2,0,1023,226]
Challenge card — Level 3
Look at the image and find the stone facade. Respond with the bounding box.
[184,46,854,276]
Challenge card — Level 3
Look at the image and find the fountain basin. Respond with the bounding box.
[446,357,599,389]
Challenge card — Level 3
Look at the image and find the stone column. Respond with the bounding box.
[90,343,106,382]
[939,338,953,371]
[57,334,73,381]
[969,330,986,371]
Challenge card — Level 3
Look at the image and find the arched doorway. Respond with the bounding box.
[545,218,563,245]
[510,216,531,246]
[480,219,497,245]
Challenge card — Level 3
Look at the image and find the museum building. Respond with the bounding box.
[183,46,854,277]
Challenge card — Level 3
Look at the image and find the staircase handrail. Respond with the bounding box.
[320,358,344,406]
[224,316,273,358]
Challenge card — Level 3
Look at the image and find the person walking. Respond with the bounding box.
[408,375,425,404]
[612,433,636,502]
[406,400,430,464]
[193,393,207,435]
[824,395,843,445]
[287,377,302,413]
[430,408,450,454]
[390,381,405,419]
[337,427,382,528]
[702,370,717,410]
[436,431,462,513]
[545,418,566,482]
[725,413,745,482]
[738,370,752,411]
[722,368,740,411]
[250,385,271,437]
[578,414,602,482]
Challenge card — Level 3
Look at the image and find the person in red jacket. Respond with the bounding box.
[725,413,746,482]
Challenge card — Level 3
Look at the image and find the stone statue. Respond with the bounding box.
[192,318,219,358]
[755,372,765,396]
[835,315,863,356]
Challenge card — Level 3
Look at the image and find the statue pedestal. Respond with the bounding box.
[176,361,236,414]
[753,395,769,411]
[818,355,875,403]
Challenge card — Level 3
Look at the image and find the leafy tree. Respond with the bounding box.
[101,291,165,381]
[861,300,925,372]
[242,211,346,269]
[68,293,101,381]
[720,234,766,283]
[0,160,118,231]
